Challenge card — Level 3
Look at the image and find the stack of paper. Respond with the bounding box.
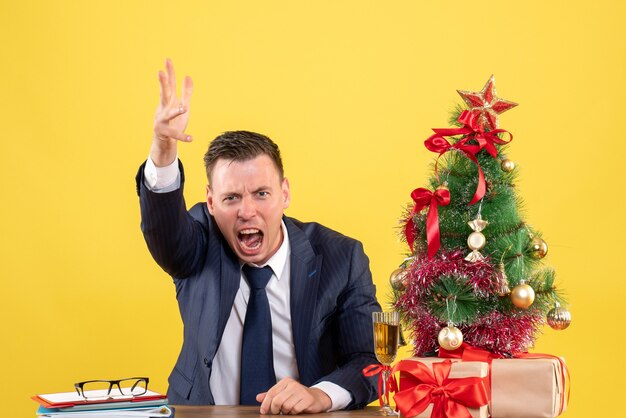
[32,389,172,417]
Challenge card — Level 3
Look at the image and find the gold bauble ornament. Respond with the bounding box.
[436,184,449,192]
[511,280,535,309]
[530,237,549,259]
[547,303,572,330]
[438,325,463,351]
[389,268,409,291]
[501,159,515,172]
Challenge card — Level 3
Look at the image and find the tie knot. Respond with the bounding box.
[243,265,273,290]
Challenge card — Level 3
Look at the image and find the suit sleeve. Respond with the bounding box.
[315,240,381,409]
[136,160,208,279]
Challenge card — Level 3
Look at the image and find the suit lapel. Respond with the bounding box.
[217,241,241,344]
[285,218,322,381]
[198,212,241,359]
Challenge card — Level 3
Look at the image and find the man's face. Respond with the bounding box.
[206,155,290,265]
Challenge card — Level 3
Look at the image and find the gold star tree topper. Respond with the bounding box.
[457,75,518,130]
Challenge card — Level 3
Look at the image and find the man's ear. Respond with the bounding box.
[206,184,215,215]
[282,177,291,209]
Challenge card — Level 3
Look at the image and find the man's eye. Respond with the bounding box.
[224,196,237,202]
[258,191,269,197]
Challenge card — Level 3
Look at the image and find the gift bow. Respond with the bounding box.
[424,135,484,206]
[392,359,489,418]
[362,364,398,408]
[424,110,513,205]
[429,110,513,157]
[405,187,450,259]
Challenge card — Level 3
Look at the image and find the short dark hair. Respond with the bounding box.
[203,130,284,184]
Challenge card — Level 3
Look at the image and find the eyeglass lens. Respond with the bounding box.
[80,378,148,398]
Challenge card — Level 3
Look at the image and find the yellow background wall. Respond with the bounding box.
[2,1,624,416]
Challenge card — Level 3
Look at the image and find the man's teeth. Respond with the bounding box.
[239,229,262,250]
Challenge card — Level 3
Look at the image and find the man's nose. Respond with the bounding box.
[238,195,256,219]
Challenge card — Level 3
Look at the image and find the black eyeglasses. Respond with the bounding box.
[74,377,149,400]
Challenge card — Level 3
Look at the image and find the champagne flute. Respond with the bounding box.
[372,311,400,416]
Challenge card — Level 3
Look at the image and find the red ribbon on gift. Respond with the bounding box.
[405,187,451,259]
[424,110,513,205]
[438,342,503,407]
[392,359,489,418]
[438,342,503,362]
[363,364,398,408]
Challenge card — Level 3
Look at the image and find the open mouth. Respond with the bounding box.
[238,228,264,251]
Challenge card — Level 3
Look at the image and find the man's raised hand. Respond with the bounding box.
[150,58,194,167]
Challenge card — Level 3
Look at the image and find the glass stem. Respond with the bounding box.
[382,367,391,411]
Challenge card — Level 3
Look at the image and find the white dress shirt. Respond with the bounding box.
[144,157,351,410]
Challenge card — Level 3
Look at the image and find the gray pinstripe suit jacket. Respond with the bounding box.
[136,162,380,408]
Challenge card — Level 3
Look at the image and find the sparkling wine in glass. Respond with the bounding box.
[372,311,399,416]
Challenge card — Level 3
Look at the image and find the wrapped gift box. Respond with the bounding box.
[396,355,568,418]
[490,357,567,418]
[396,358,489,418]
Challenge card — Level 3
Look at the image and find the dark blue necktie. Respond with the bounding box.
[240,265,276,405]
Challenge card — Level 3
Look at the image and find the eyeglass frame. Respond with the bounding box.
[74,377,150,399]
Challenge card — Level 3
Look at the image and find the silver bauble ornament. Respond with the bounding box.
[547,303,572,330]
[389,268,409,291]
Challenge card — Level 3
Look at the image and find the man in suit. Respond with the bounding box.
[137,59,380,414]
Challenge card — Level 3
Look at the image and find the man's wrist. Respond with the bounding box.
[308,387,332,412]
[149,139,178,167]
[311,381,352,412]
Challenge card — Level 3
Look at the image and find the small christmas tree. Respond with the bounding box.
[392,76,572,356]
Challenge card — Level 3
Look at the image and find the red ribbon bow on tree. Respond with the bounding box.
[362,364,398,408]
[392,359,489,418]
[405,187,450,259]
[424,110,513,205]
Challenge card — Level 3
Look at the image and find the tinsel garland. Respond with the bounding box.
[404,249,496,297]
[403,307,543,356]
[395,249,544,356]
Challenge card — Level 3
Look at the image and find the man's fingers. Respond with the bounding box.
[260,380,288,414]
[161,104,187,121]
[158,70,170,106]
[165,58,177,103]
[282,396,305,415]
[182,76,193,106]
[269,391,293,415]
[290,401,309,415]
[156,125,192,142]
[259,390,275,414]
